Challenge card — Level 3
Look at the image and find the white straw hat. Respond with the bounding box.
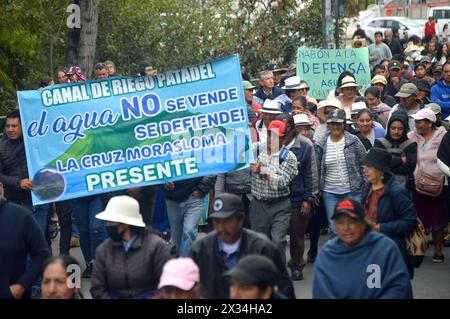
[339,76,362,90]
[261,99,282,114]
[282,76,302,90]
[293,113,312,126]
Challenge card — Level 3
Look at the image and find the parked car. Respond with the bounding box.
[362,17,424,43]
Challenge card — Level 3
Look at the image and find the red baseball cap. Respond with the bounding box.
[267,120,287,137]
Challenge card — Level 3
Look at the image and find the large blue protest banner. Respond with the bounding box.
[297,48,371,100]
[18,54,252,205]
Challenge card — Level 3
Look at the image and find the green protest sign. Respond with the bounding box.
[297,48,371,100]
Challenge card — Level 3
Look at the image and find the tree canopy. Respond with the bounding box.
[0,0,325,112]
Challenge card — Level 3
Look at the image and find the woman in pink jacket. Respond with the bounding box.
[408,109,448,263]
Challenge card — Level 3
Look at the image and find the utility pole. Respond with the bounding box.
[334,0,340,49]
[322,0,335,49]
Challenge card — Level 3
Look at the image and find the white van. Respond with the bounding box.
[428,6,450,37]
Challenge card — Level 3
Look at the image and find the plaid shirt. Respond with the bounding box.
[251,147,298,200]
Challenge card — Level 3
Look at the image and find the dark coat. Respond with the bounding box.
[189,228,296,299]
[0,137,32,204]
[255,86,285,102]
[381,94,397,107]
[0,200,50,299]
[289,135,315,208]
[374,138,417,189]
[385,38,403,57]
[362,174,417,266]
[385,77,407,103]
[90,230,171,299]
[374,110,418,189]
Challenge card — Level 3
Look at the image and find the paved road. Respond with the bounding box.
[57,233,449,299]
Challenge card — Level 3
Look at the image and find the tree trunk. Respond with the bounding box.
[66,0,99,78]
[67,0,81,67]
[77,0,100,79]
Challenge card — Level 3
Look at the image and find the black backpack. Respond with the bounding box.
[377,137,415,187]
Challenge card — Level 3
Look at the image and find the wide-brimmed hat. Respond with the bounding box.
[95,196,145,227]
[293,113,312,126]
[371,75,387,86]
[261,99,282,114]
[362,147,392,173]
[317,98,342,121]
[339,76,362,90]
[282,76,302,90]
[351,101,368,115]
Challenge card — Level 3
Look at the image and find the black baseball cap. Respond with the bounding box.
[332,198,365,220]
[326,108,346,123]
[225,254,279,286]
[208,193,244,219]
[388,60,401,71]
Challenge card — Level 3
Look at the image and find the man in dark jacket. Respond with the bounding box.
[0,182,51,299]
[278,113,317,280]
[189,193,296,299]
[384,30,403,58]
[385,60,407,102]
[164,175,216,257]
[254,70,285,104]
[0,110,49,234]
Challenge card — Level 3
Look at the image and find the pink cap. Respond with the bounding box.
[412,108,436,123]
[158,258,199,291]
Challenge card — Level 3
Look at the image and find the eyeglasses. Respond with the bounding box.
[299,88,309,92]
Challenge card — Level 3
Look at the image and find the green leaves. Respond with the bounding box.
[1,0,329,114]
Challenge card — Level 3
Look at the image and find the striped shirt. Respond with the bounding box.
[324,136,351,192]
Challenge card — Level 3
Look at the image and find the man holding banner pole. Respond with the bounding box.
[0,110,49,236]
[250,120,298,265]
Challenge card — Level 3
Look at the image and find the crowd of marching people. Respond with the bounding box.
[1,23,450,300]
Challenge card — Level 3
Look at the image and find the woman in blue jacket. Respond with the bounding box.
[361,147,417,278]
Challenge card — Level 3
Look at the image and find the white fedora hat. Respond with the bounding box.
[261,99,282,114]
[317,98,342,122]
[338,76,362,90]
[350,101,368,115]
[96,195,146,227]
[282,76,302,90]
[293,113,311,126]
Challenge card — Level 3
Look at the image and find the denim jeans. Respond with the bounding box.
[322,191,362,235]
[24,204,50,236]
[70,196,106,263]
[166,194,204,257]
